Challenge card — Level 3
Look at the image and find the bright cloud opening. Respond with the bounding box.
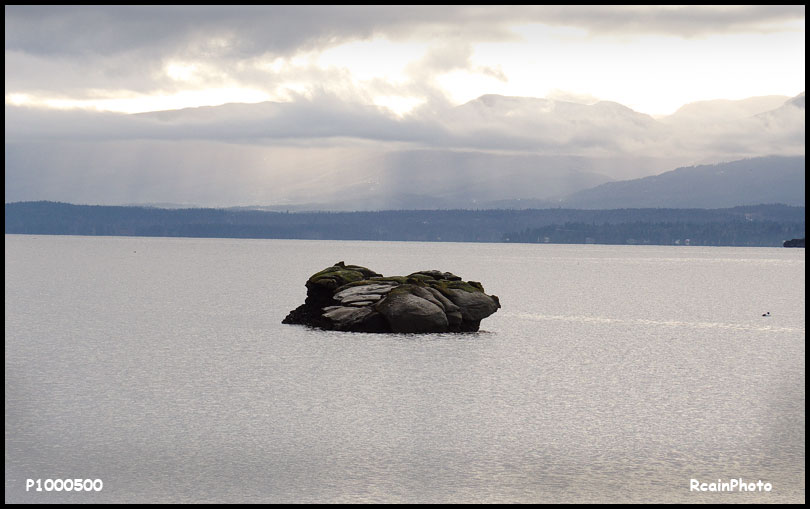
[372,95,426,116]
[5,88,274,114]
[166,62,200,82]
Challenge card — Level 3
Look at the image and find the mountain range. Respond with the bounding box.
[229,93,806,211]
[246,154,805,212]
[557,155,805,209]
[4,91,805,210]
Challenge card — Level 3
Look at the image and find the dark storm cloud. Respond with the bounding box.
[4,5,518,95]
[4,5,510,59]
[5,5,803,96]
[532,5,805,38]
[6,5,803,57]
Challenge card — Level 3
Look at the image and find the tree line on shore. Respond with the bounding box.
[4,201,805,247]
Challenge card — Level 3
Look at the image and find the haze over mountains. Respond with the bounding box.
[4,92,804,210]
[560,155,805,210]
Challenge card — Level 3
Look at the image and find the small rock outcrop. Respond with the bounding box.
[783,238,805,247]
[283,262,501,333]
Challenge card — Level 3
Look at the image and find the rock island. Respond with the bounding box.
[283,262,501,333]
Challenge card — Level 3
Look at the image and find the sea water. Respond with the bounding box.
[5,235,805,503]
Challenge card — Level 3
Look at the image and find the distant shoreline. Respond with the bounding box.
[783,238,805,247]
[5,201,805,248]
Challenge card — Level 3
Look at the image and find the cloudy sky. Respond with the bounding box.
[4,5,806,208]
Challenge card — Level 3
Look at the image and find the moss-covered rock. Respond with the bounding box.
[283,262,501,333]
[308,261,383,290]
[408,270,462,281]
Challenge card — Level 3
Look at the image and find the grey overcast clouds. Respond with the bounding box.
[4,5,806,208]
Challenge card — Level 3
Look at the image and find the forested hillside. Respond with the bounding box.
[5,201,805,247]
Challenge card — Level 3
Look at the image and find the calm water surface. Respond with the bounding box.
[5,235,805,503]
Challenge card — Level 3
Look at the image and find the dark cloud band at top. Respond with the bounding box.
[5,5,804,59]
